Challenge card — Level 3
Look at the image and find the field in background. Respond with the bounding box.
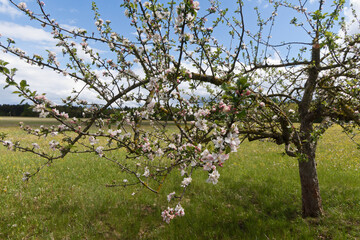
[0,116,60,127]
[0,117,359,239]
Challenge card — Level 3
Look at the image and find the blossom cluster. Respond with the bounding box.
[161,204,185,224]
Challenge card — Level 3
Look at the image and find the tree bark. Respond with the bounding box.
[296,33,324,217]
[298,131,324,217]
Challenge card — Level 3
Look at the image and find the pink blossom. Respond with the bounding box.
[161,204,185,224]
[203,162,213,171]
[192,1,200,10]
[35,95,47,101]
[195,144,202,152]
[141,142,151,152]
[161,208,175,224]
[18,2,27,10]
[201,149,214,162]
[217,153,229,164]
[222,105,231,112]
[60,112,69,119]
[185,70,192,78]
[80,42,88,48]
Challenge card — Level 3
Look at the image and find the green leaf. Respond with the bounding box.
[237,110,246,119]
[0,66,10,74]
[237,77,248,86]
[20,80,28,89]
[8,81,17,86]
[0,59,9,66]
[225,145,231,154]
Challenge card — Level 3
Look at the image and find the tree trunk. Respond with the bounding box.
[298,141,324,218]
[297,37,324,218]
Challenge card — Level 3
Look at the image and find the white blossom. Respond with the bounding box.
[124,9,130,17]
[168,143,176,149]
[224,132,240,152]
[49,140,59,151]
[167,191,176,202]
[32,143,40,149]
[89,136,99,145]
[212,137,224,149]
[147,100,156,111]
[181,177,192,187]
[95,146,104,157]
[155,148,164,157]
[48,51,56,61]
[143,167,150,177]
[3,140,14,150]
[207,169,220,184]
[175,204,185,216]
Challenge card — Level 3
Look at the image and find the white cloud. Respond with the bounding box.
[60,24,79,32]
[344,0,360,34]
[0,21,106,63]
[0,52,101,105]
[69,8,78,14]
[0,0,21,19]
[0,21,55,44]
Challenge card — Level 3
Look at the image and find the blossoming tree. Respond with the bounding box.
[1,0,359,221]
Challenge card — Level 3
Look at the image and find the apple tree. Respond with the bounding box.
[1,0,359,221]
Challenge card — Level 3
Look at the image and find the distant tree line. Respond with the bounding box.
[0,104,85,118]
[0,104,172,120]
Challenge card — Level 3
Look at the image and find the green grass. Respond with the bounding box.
[0,117,359,239]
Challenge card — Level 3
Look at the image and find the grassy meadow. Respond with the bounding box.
[0,116,359,239]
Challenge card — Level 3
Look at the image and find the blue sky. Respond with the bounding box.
[0,0,358,105]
